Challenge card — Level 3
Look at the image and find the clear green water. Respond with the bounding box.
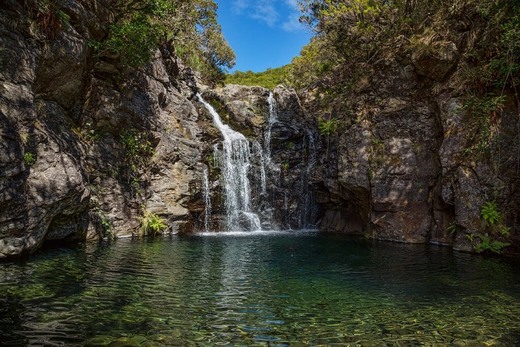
[1,231,519,346]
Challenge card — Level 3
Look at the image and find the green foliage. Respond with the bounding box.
[474,234,510,254]
[292,0,520,168]
[293,0,398,92]
[318,118,339,136]
[140,210,167,237]
[288,35,342,91]
[101,215,113,239]
[93,0,235,83]
[480,201,500,226]
[468,200,512,254]
[120,129,154,161]
[98,14,163,67]
[23,152,36,166]
[459,94,507,157]
[446,222,457,235]
[225,66,289,89]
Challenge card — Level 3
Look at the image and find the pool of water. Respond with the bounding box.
[1,231,519,346]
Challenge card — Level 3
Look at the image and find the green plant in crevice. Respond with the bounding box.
[447,222,458,235]
[139,210,167,237]
[318,117,339,136]
[101,215,113,240]
[23,152,36,166]
[474,234,510,254]
[469,200,511,254]
[318,117,339,159]
[481,201,500,226]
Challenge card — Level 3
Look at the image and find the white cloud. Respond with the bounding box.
[231,0,304,31]
[282,12,303,32]
[232,0,248,14]
[251,0,279,27]
[232,0,278,27]
[284,0,299,10]
[282,0,305,32]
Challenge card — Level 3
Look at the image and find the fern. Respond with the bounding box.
[140,210,167,237]
[480,201,500,226]
[474,234,510,254]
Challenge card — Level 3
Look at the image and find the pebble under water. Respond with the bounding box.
[1,231,519,346]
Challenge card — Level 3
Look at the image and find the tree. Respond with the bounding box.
[96,0,235,83]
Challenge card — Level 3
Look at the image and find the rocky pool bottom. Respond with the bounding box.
[1,231,519,346]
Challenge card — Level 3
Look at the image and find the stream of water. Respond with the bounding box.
[1,233,519,346]
[197,94,261,231]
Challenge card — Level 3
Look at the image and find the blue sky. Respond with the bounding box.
[215,0,312,72]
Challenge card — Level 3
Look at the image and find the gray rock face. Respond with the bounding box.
[1,1,518,258]
[0,1,314,258]
[0,1,213,258]
[310,37,520,255]
[412,41,459,82]
[197,84,317,230]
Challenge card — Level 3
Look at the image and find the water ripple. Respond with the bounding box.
[0,234,519,345]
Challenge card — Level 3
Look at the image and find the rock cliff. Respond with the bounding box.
[0,0,312,258]
[1,0,518,259]
[309,34,520,255]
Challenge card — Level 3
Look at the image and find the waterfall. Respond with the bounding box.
[197,94,262,231]
[202,167,211,231]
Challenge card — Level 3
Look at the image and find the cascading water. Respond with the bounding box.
[258,92,281,229]
[202,166,211,231]
[197,94,261,231]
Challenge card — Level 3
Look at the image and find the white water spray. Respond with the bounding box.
[202,166,211,231]
[197,94,261,231]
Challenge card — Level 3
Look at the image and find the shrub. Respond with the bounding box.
[480,201,500,226]
[474,234,510,254]
[140,210,167,237]
[23,152,36,166]
[119,129,155,190]
[470,201,511,254]
[225,66,289,89]
[318,118,339,136]
[92,0,235,84]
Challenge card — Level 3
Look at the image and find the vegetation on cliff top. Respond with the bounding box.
[225,66,290,89]
[28,0,235,83]
[287,0,520,253]
[292,0,519,93]
[94,0,235,84]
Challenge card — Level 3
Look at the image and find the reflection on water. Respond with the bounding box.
[1,232,519,346]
